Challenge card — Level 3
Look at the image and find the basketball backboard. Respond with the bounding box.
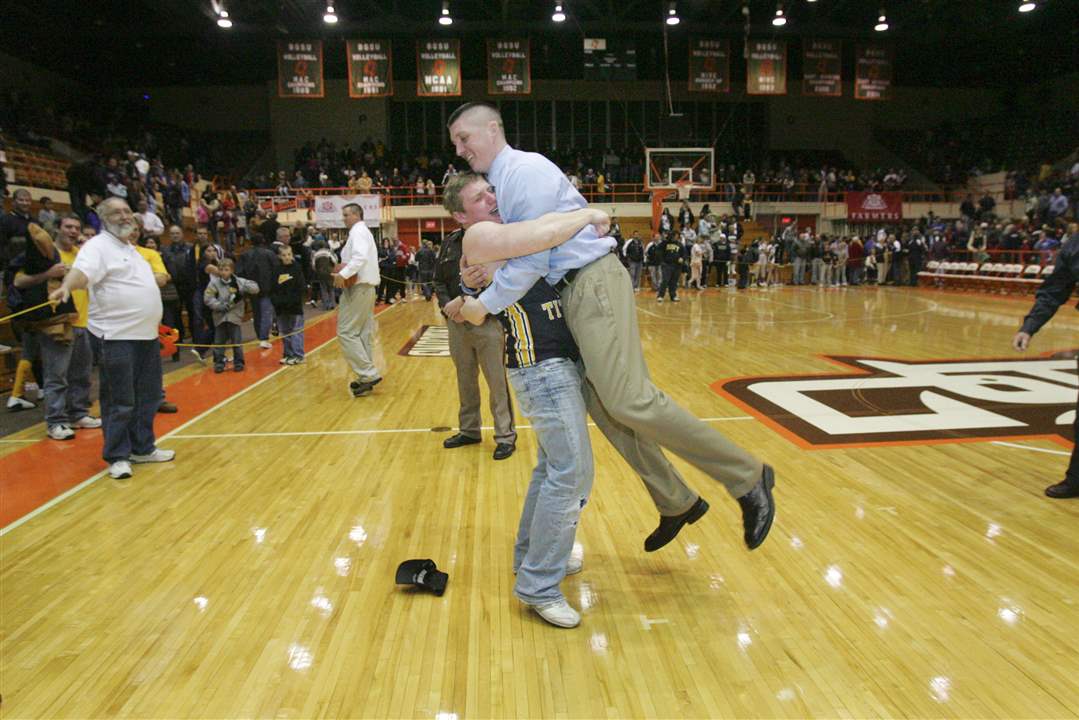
[645,147,715,192]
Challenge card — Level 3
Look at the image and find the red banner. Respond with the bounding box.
[846,192,903,221]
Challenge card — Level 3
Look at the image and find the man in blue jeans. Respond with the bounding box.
[446,102,776,555]
[444,172,611,628]
[51,198,175,480]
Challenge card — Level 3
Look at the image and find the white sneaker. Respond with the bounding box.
[259,341,272,350]
[47,424,76,441]
[287,357,304,365]
[109,460,133,479]
[656,297,664,303]
[190,348,206,364]
[529,599,580,628]
[566,555,583,576]
[6,396,36,411]
[130,448,176,464]
[72,416,102,429]
[279,357,290,365]
[25,382,44,401]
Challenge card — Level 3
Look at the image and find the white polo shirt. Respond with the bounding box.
[338,220,380,286]
[139,210,164,237]
[73,231,163,340]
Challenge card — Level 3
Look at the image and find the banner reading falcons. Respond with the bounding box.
[746,40,787,95]
[688,38,730,93]
[313,195,382,229]
[277,40,324,98]
[417,40,461,97]
[855,44,893,101]
[487,39,531,95]
[347,40,393,98]
[846,191,903,221]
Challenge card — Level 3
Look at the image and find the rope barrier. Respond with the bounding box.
[174,321,317,350]
[0,300,60,325]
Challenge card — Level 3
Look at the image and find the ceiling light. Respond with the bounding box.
[552,3,566,22]
[665,1,680,25]
[1018,1,1036,11]
[772,5,787,26]
[874,10,889,31]
[323,3,338,23]
[216,9,232,28]
[439,1,453,25]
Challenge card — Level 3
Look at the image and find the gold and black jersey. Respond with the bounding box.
[498,280,579,369]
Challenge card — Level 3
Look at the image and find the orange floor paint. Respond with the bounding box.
[0,311,344,527]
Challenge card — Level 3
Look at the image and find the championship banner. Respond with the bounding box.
[487,39,531,95]
[746,40,787,95]
[347,40,393,98]
[313,195,382,229]
[688,38,730,93]
[277,40,324,98]
[855,44,893,101]
[417,40,461,97]
[803,39,842,97]
[846,191,903,221]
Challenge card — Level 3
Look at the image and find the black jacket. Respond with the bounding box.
[1021,235,1079,336]
[270,260,307,315]
[432,229,464,309]
[240,245,279,298]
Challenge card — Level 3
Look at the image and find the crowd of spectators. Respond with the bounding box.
[261,137,906,206]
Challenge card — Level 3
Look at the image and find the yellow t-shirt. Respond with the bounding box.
[135,245,169,277]
[58,246,89,328]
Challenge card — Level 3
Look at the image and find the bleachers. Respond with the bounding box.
[0,134,69,189]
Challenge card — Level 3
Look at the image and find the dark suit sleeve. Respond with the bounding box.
[1021,245,1076,335]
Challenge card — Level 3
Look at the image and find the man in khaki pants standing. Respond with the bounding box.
[333,203,382,397]
[433,219,516,461]
[446,103,776,552]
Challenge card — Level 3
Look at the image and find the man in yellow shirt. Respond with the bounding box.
[53,214,102,432]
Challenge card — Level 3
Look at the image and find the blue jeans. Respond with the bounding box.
[28,330,74,428]
[192,288,214,354]
[251,296,275,342]
[508,357,593,606]
[94,337,162,463]
[66,327,93,422]
[277,313,305,359]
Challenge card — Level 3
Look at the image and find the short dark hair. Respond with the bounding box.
[442,172,486,214]
[58,213,81,226]
[447,102,502,129]
[342,202,362,216]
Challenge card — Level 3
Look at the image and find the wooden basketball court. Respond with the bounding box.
[3,286,1078,718]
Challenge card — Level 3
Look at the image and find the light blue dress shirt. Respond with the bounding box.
[477,145,615,315]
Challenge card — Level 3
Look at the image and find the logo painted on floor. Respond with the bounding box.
[398,325,450,357]
[715,355,1076,448]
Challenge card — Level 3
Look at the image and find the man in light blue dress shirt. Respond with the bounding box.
[445,103,776,552]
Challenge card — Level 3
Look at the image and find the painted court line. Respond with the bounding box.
[0,318,355,537]
[169,416,759,440]
[991,441,1071,457]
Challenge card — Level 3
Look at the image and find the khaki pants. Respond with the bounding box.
[337,284,379,382]
[562,254,761,515]
[447,316,516,444]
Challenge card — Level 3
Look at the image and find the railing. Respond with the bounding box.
[248,182,976,212]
